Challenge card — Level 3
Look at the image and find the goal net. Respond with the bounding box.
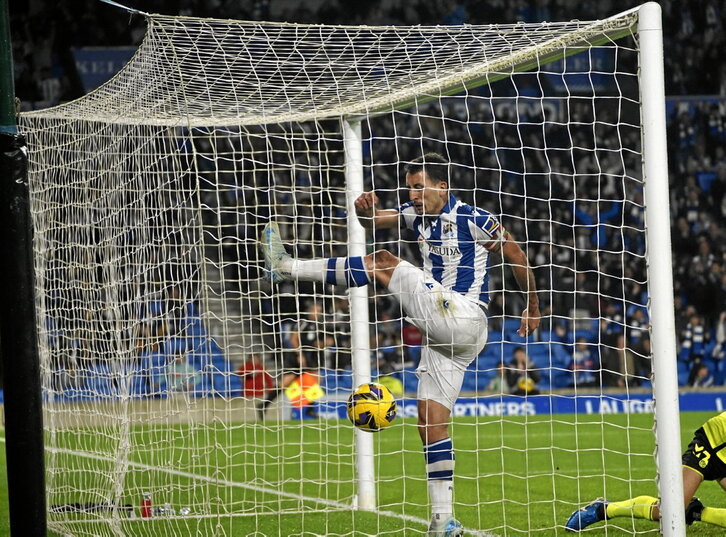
[19,5,678,536]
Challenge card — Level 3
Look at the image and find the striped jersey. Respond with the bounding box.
[398,194,505,305]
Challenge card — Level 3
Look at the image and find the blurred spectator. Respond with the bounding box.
[402,321,423,366]
[487,361,508,393]
[328,297,351,369]
[602,334,638,388]
[377,310,402,349]
[157,350,201,395]
[257,299,324,419]
[680,313,708,385]
[691,362,714,388]
[238,354,274,398]
[376,373,404,396]
[537,305,568,342]
[506,347,540,396]
[713,311,726,361]
[289,300,327,368]
[634,336,653,381]
[569,338,598,388]
[601,304,624,338]
[627,308,648,347]
[371,331,402,375]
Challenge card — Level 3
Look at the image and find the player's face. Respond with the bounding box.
[405,171,447,215]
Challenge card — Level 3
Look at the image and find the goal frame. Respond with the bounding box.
[340,2,683,531]
[637,3,683,534]
[11,2,683,535]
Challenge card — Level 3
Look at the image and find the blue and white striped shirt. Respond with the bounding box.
[399,194,504,305]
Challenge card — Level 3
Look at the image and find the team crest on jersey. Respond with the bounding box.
[443,222,454,238]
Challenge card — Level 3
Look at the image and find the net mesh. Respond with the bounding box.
[19,9,660,537]
[26,13,636,125]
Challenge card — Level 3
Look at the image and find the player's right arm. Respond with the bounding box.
[354,191,400,229]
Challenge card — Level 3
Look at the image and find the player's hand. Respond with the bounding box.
[354,191,379,218]
[518,306,541,337]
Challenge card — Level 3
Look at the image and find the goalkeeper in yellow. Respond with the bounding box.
[566,411,726,531]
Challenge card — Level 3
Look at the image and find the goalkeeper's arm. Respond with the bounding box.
[354,191,399,229]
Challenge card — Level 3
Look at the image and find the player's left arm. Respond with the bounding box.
[500,231,541,337]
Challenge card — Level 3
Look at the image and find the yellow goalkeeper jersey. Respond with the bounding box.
[703,411,726,463]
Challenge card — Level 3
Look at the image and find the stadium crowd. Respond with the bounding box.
[7,0,726,396]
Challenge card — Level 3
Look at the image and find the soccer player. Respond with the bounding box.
[260,152,540,537]
[565,411,726,531]
[257,300,325,419]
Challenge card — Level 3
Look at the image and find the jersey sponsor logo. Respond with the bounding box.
[428,244,462,256]
[694,443,711,468]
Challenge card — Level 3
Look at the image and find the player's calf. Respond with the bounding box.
[259,222,372,287]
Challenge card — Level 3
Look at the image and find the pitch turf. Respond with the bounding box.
[1,410,724,536]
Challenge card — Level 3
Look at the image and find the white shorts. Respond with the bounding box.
[388,261,488,409]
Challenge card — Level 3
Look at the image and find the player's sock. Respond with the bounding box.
[325,257,370,287]
[288,259,326,280]
[605,496,658,521]
[424,437,455,518]
[287,256,371,287]
[701,506,726,527]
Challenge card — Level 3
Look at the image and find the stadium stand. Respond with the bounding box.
[6,0,726,393]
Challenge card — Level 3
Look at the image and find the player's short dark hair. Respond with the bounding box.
[404,152,449,185]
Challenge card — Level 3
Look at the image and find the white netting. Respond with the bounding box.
[19,8,665,537]
[25,13,636,126]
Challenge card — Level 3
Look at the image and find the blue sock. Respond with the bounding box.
[324,257,370,287]
[424,437,455,481]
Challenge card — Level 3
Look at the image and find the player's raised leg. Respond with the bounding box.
[260,222,400,287]
[260,222,371,286]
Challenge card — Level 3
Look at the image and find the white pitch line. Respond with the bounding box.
[0,436,497,537]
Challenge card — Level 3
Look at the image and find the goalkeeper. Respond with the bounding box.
[261,152,540,537]
[565,411,726,531]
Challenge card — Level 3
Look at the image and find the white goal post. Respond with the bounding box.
[18,2,682,536]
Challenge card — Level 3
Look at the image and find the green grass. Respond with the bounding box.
[1,411,724,536]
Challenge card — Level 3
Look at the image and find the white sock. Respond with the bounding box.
[429,479,453,518]
[289,258,327,281]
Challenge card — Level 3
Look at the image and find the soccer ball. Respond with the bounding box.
[347,382,397,432]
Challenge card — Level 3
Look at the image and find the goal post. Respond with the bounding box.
[638,3,683,534]
[15,3,683,536]
[0,0,47,535]
[343,118,376,511]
